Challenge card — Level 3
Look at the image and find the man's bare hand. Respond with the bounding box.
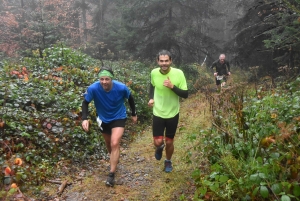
[132,115,138,124]
[163,77,174,89]
[148,99,154,107]
[82,120,89,132]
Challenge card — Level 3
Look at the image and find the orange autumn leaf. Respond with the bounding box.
[10,70,20,75]
[11,183,18,188]
[126,80,133,86]
[260,136,276,148]
[14,158,23,166]
[23,74,29,82]
[54,66,63,71]
[22,66,28,74]
[4,166,11,175]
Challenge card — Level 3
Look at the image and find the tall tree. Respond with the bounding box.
[0,0,83,58]
[74,0,90,44]
[83,0,117,60]
[0,0,21,57]
[90,0,113,37]
[229,0,300,73]
[19,0,63,57]
[263,0,300,69]
[104,0,220,63]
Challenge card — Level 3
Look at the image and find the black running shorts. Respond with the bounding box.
[152,113,179,139]
[100,119,127,135]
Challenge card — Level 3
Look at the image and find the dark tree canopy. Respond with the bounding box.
[103,0,221,63]
[228,0,300,74]
[0,0,299,70]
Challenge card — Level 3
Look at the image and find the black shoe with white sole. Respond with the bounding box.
[106,172,115,187]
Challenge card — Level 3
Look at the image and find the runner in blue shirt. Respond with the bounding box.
[81,67,137,187]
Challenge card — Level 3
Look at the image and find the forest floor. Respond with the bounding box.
[30,91,212,201]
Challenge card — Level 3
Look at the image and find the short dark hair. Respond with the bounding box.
[100,66,114,76]
[157,50,172,61]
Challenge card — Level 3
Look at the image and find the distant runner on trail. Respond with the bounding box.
[148,50,188,173]
[81,67,138,187]
[210,54,231,92]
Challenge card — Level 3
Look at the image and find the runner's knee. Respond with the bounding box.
[153,136,164,146]
[165,136,174,142]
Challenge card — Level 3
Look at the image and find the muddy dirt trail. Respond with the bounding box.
[41,92,211,201]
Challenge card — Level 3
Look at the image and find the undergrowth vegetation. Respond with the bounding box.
[4,44,299,201]
[0,45,200,197]
[187,73,300,200]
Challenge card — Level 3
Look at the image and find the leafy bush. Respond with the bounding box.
[181,63,214,93]
[0,45,200,194]
[189,77,300,200]
[0,45,154,192]
[23,44,102,69]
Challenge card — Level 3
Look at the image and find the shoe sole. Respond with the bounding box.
[165,169,173,173]
[105,181,114,187]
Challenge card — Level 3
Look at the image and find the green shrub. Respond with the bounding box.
[0,46,155,190]
[189,76,300,200]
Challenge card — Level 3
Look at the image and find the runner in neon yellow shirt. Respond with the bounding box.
[148,50,188,172]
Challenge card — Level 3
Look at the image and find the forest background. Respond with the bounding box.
[1,0,300,200]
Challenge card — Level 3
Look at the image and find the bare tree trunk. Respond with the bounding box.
[289,45,294,69]
[81,0,87,44]
[40,0,45,58]
[167,6,172,49]
[98,0,104,37]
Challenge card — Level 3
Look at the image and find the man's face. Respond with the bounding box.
[157,55,172,72]
[219,55,225,64]
[100,76,113,91]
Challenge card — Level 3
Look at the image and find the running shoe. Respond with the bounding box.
[164,160,173,173]
[105,172,115,187]
[155,144,165,160]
